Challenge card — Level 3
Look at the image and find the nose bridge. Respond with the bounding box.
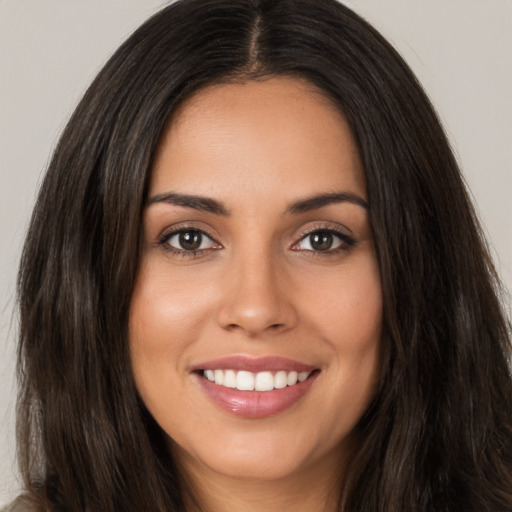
[217,241,296,336]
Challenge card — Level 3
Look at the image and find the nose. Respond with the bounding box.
[217,249,298,337]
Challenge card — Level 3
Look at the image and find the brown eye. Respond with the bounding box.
[293,229,355,253]
[179,230,203,251]
[164,229,217,252]
[309,231,334,251]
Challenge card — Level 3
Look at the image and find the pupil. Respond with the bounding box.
[179,231,202,251]
[310,231,333,251]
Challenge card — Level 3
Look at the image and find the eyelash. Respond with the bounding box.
[156,225,356,259]
[292,225,356,256]
[157,226,220,258]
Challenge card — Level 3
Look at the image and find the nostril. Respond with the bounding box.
[217,293,298,335]
[223,322,285,334]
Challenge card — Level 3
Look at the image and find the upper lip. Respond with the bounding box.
[190,355,317,373]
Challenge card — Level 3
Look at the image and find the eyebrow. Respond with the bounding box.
[285,192,369,214]
[147,192,230,216]
[146,190,369,216]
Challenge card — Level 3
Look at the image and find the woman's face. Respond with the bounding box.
[130,77,382,484]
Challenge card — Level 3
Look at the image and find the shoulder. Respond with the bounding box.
[1,498,37,512]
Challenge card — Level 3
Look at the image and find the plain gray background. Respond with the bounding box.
[1,0,511,504]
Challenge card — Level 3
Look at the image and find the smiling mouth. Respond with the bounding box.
[195,360,320,418]
[199,369,316,392]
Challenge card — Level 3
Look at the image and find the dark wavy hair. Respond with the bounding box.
[15,0,512,510]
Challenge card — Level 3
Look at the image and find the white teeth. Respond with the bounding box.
[236,371,255,390]
[298,371,310,383]
[255,371,274,391]
[214,369,224,386]
[274,371,287,389]
[203,369,313,391]
[287,371,298,386]
[223,369,236,388]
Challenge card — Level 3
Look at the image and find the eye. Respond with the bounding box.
[161,229,219,252]
[293,229,355,253]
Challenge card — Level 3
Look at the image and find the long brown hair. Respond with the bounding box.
[16,0,512,510]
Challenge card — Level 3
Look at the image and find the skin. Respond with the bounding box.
[129,76,382,512]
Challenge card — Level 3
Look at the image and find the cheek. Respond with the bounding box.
[128,263,219,435]
[130,261,217,343]
[128,261,216,394]
[298,255,382,405]
[300,254,382,346]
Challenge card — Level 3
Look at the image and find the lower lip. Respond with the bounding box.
[196,372,319,419]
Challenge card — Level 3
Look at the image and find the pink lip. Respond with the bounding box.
[191,355,316,373]
[191,356,319,419]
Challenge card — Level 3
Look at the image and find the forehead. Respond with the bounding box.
[150,76,366,202]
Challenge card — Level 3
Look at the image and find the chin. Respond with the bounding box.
[197,449,313,482]
[168,424,345,484]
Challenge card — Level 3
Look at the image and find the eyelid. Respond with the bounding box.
[153,221,355,258]
[165,230,217,250]
[156,223,223,255]
[156,220,221,242]
[291,224,356,253]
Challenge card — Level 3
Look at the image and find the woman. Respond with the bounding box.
[7,0,512,510]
